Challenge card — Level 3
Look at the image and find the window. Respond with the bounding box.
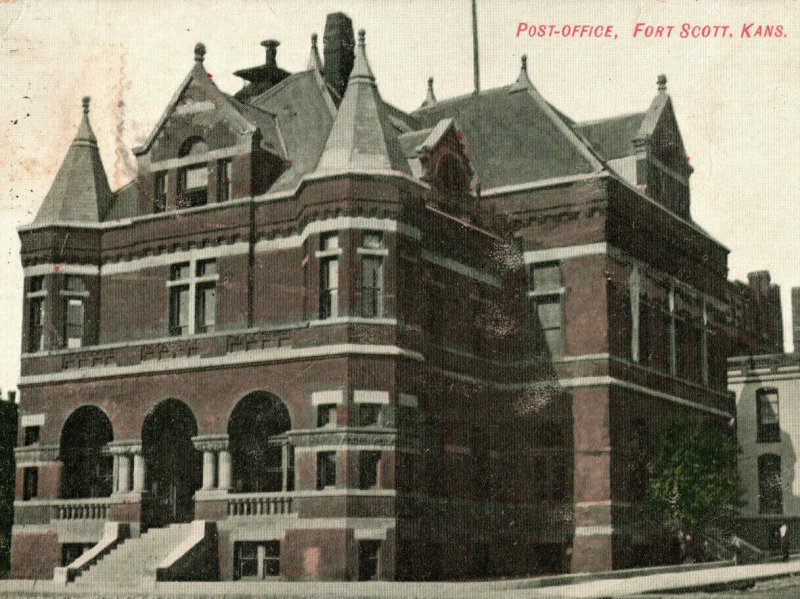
[62,276,87,349]
[358,404,382,427]
[360,257,384,317]
[154,171,167,213]
[23,426,40,446]
[317,404,337,428]
[758,453,783,514]
[234,541,280,580]
[358,540,381,581]
[319,234,339,319]
[217,159,232,202]
[529,263,564,358]
[22,467,38,501]
[177,138,209,208]
[316,451,336,490]
[26,276,46,353]
[359,451,381,489]
[168,259,218,336]
[757,389,780,443]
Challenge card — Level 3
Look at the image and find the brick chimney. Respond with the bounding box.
[792,286,800,354]
[322,12,355,102]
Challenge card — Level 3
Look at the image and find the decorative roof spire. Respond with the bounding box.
[511,54,533,91]
[194,42,206,63]
[307,32,324,71]
[349,28,375,82]
[657,74,667,92]
[421,77,437,108]
[75,96,97,144]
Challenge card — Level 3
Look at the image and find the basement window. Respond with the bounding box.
[234,541,280,579]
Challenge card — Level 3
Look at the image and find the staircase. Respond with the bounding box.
[72,523,199,586]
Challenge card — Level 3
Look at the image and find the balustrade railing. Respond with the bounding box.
[227,493,296,516]
[52,499,111,520]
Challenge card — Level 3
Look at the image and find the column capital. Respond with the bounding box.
[192,433,229,452]
[107,439,142,455]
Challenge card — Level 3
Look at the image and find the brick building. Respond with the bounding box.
[13,12,736,582]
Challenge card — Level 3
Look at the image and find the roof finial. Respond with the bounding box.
[512,53,533,90]
[311,32,318,49]
[358,28,366,47]
[308,33,323,71]
[349,29,375,82]
[82,96,90,114]
[521,54,528,74]
[657,74,667,92]
[194,42,206,63]
[421,77,437,108]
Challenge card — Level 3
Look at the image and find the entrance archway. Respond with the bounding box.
[141,399,200,527]
[228,392,292,493]
[59,406,113,498]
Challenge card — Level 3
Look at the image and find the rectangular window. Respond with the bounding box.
[179,165,208,207]
[217,159,233,202]
[64,275,86,293]
[22,467,38,501]
[23,426,40,446]
[29,276,43,293]
[235,542,258,579]
[358,540,381,581]
[757,389,780,443]
[316,404,337,428]
[360,256,384,317]
[27,297,45,352]
[358,404,382,427]
[319,258,339,319]
[758,454,783,514]
[316,451,336,490]
[65,298,85,348]
[195,283,216,334]
[531,262,561,291]
[532,296,564,358]
[233,541,280,579]
[196,259,217,277]
[359,451,381,489]
[169,286,190,336]
[154,172,167,213]
[171,262,191,281]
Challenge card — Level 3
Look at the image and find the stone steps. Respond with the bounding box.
[73,524,193,586]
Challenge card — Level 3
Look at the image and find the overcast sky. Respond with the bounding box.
[0,0,798,395]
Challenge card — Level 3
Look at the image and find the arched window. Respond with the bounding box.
[59,406,113,498]
[758,453,783,514]
[228,392,293,493]
[177,137,209,208]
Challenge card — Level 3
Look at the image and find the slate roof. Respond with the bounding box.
[34,98,114,225]
[104,179,140,221]
[314,30,410,177]
[411,60,603,190]
[574,112,646,160]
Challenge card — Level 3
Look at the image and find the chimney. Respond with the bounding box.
[322,12,355,102]
[262,39,279,68]
[233,39,290,101]
[792,287,800,354]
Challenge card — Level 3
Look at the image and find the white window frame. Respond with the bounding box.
[167,258,219,336]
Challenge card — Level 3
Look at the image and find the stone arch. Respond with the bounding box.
[59,405,113,499]
[227,391,293,493]
[178,135,207,158]
[141,399,201,526]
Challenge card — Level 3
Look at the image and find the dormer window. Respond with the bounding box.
[177,137,208,208]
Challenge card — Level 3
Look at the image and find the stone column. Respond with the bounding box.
[202,451,216,490]
[118,454,131,493]
[281,442,289,492]
[132,452,146,492]
[112,454,120,493]
[218,449,232,491]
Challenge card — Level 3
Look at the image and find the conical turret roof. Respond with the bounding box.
[315,29,410,175]
[34,97,114,224]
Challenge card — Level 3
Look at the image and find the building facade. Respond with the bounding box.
[13,12,736,581]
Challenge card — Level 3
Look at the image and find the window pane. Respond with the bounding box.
[362,232,383,248]
[359,451,381,489]
[359,404,381,427]
[532,263,561,290]
[64,276,86,293]
[264,541,280,576]
[29,276,44,292]
[196,259,217,277]
[171,263,190,281]
[195,284,216,333]
[321,233,339,251]
[759,392,779,424]
[361,257,383,317]
[237,543,258,578]
[66,299,84,348]
[536,300,561,328]
[184,165,208,190]
[28,297,45,352]
[170,286,189,335]
[544,330,564,357]
[317,404,336,427]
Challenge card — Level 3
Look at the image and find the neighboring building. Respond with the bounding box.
[729,288,800,552]
[0,392,18,576]
[727,271,785,356]
[12,12,736,581]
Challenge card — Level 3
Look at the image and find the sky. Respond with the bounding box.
[0,0,798,395]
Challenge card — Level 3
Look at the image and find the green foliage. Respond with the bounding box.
[647,413,741,535]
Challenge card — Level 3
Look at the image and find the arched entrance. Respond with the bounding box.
[141,399,200,527]
[59,406,113,498]
[228,392,292,493]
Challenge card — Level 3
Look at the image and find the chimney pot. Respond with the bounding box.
[261,39,280,67]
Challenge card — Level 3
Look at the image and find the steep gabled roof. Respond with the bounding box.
[574,112,646,160]
[411,56,603,191]
[315,30,410,177]
[34,97,114,225]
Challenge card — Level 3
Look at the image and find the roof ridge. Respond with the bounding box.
[576,111,647,127]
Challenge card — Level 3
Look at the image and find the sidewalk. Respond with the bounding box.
[0,560,798,598]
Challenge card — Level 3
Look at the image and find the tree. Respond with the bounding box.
[647,413,742,537]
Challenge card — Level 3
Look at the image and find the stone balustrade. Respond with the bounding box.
[52,498,111,520]
[227,493,296,516]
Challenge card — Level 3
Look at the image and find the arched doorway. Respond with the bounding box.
[59,406,113,498]
[228,392,292,493]
[141,399,200,527]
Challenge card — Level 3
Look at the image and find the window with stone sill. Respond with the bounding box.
[529,262,564,359]
[153,171,167,213]
[359,451,381,489]
[234,541,280,580]
[316,451,336,490]
[318,233,340,320]
[168,260,217,336]
[217,159,233,202]
[62,275,87,349]
[23,426,40,446]
[316,404,337,428]
[176,137,209,208]
[26,276,45,353]
[757,388,780,443]
[358,403,382,427]
[22,467,38,501]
